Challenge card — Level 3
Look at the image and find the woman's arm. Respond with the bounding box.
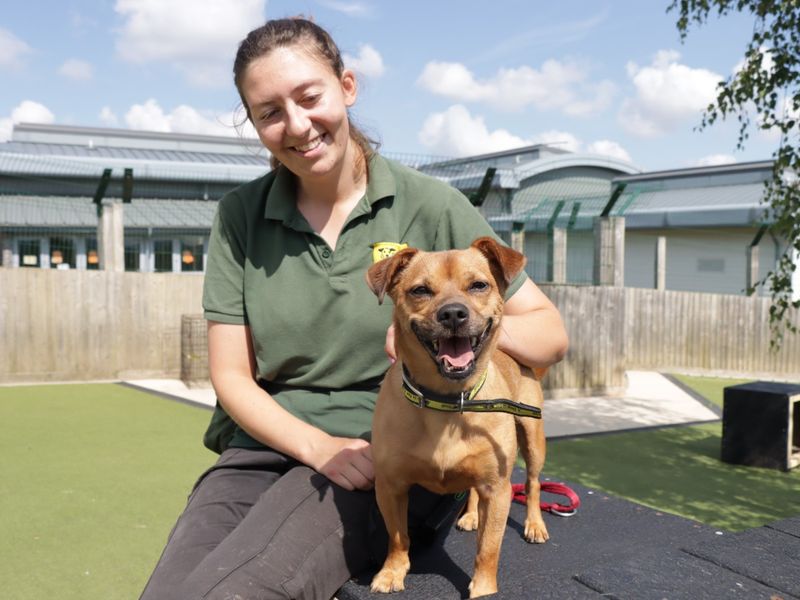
[497,279,568,369]
[208,321,374,491]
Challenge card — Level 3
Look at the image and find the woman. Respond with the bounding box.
[141,17,568,600]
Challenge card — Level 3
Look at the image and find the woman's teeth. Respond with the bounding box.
[294,136,323,152]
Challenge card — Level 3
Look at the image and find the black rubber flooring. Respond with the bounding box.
[338,469,800,599]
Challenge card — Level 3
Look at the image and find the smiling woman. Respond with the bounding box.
[139,16,567,600]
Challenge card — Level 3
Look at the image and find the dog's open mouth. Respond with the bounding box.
[413,319,493,379]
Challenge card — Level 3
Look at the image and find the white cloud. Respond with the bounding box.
[0,27,32,70]
[418,105,531,157]
[99,106,119,127]
[59,59,94,81]
[0,100,56,142]
[343,44,385,78]
[417,59,615,116]
[620,50,722,137]
[123,98,256,138]
[586,139,633,163]
[416,105,633,163]
[694,153,737,167]
[114,0,265,87]
[317,0,373,17]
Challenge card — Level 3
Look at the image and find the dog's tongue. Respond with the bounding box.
[438,336,474,368]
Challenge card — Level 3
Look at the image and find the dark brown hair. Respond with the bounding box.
[233,17,377,171]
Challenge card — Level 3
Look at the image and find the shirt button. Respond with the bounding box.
[321,249,331,258]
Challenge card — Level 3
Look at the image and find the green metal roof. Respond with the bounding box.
[0,195,217,229]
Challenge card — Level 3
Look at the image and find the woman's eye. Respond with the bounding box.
[410,285,433,297]
[258,109,279,122]
[469,281,489,292]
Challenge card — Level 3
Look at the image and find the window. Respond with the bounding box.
[86,238,100,270]
[154,240,174,272]
[124,240,141,272]
[19,239,40,268]
[50,237,76,270]
[180,238,204,272]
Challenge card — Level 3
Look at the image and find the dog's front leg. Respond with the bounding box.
[469,480,512,598]
[370,476,411,593]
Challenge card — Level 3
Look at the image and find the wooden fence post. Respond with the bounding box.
[548,227,567,283]
[593,216,625,287]
[655,235,666,291]
[98,201,125,272]
[511,221,525,255]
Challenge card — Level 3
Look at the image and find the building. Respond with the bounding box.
[0,123,268,272]
[1,122,792,298]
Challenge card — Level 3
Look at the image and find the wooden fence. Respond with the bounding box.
[1,269,797,390]
[0,268,202,383]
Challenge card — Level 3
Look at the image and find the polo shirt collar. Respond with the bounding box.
[263,154,396,223]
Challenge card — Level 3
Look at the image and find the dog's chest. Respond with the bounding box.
[401,417,517,493]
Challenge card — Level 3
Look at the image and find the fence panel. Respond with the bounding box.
[623,287,800,378]
[1,269,797,387]
[0,268,203,382]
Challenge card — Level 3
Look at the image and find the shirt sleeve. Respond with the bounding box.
[433,185,528,300]
[203,192,249,325]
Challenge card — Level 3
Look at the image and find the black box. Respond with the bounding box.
[722,381,800,471]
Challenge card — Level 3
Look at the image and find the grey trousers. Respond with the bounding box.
[139,447,375,600]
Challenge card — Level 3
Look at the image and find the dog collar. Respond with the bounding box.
[401,365,542,419]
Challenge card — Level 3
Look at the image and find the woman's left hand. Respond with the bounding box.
[384,324,396,364]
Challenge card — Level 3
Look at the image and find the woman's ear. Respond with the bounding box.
[341,69,358,107]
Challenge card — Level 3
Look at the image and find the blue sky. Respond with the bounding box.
[0,0,781,171]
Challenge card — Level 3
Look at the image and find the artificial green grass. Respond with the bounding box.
[0,384,215,600]
[3,376,800,598]
[544,375,800,532]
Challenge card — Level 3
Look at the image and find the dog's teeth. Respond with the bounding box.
[432,340,439,352]
[471,336,477,348]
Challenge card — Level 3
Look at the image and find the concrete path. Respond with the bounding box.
[124,370,721,438]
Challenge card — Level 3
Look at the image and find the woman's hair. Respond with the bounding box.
[233,17,377,171]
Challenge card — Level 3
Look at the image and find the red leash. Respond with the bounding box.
[511,482,580,517]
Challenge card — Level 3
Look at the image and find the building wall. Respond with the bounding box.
[625,227,780,296]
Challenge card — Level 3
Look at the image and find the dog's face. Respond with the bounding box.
[367,237,526,382]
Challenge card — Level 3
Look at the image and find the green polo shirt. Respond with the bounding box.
[202,154,526,447]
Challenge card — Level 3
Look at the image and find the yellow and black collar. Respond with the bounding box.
[401,365,541,419]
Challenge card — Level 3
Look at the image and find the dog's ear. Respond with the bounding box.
[471,237,526,294]
[365,247,420,304]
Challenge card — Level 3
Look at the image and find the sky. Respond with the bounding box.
[0,0,784,172]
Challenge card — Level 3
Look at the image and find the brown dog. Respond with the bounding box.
[365,237,548,598]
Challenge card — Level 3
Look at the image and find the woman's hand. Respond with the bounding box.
[310,436,374,491]
[384,324,397,364]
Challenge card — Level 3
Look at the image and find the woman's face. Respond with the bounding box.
[241,45,358,182]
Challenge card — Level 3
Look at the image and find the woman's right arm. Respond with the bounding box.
[208,320,374,491]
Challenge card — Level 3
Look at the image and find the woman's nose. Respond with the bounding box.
[284,104,311,137]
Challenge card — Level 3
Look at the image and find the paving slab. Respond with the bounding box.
[575,547,795,600]
[122,379,216,408]
[767,515,800,538]
[683,526,800,598]
[544,371,720,439]
[124,370,722,440]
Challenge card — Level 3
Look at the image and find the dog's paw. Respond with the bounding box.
[523,518,549,544]
[370,568,406,593]
[456,511,479,531]
[468,577,498,598]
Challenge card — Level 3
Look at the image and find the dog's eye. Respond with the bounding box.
[409,285,433,297]
[469,281,490,292]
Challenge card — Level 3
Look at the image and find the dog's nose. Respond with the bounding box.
[437,303,469,330]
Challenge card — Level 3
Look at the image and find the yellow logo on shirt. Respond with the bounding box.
[371,242,408,263]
